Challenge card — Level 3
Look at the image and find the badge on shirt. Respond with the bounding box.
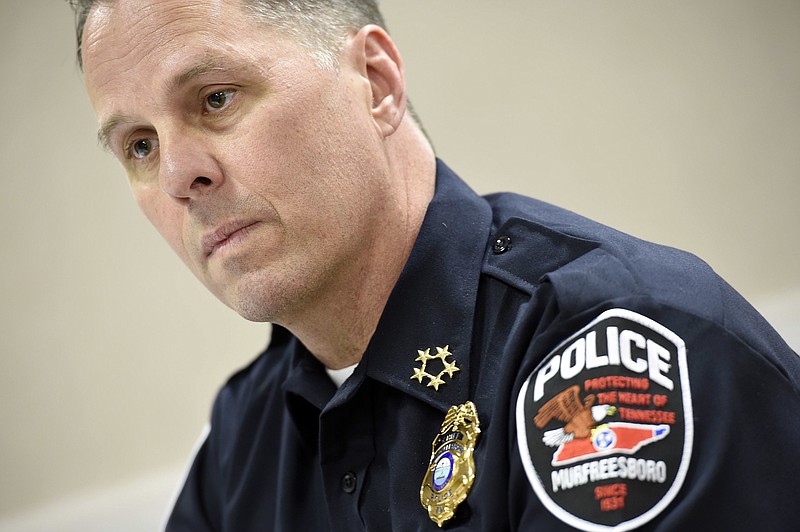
[420,401,481,527]
[516,308,693,531]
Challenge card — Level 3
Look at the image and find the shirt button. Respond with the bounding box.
[492,235,512,254]
[341,472,357,494]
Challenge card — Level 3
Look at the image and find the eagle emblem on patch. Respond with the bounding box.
[516,309,693,531]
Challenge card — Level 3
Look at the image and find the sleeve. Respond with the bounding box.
[657,310,800,529]
[512,301,800,531]
[162,423,221,532]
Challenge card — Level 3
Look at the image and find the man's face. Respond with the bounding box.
[83,0,396,323]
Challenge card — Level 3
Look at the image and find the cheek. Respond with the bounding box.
[133,187,191,263]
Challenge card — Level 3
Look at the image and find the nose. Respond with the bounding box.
[158,133,223,201]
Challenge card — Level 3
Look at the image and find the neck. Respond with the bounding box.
[281,119,435,369]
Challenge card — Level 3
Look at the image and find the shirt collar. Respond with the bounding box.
[360,159,493,413]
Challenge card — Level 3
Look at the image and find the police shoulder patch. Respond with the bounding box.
[516,308,693,531]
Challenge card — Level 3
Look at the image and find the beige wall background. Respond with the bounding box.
[1,0,798,528]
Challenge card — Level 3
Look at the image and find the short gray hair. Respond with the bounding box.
[66,0,387,70]
[66,0,427,134]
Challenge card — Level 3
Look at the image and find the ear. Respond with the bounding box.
[348,25,407,137]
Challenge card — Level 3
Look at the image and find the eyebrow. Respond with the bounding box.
[97,114,134,151]
[96,57,229,151]
[168,58,227,92]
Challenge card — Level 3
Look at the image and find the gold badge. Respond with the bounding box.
[420,401,480,527]
[411,346,460,391]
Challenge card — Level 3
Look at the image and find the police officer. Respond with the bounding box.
[69,0,800,530]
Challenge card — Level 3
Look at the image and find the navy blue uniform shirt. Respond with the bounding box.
[166,160,800,531]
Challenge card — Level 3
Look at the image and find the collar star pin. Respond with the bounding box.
[411,345,460,391]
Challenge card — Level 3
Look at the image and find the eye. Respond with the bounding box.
[128,137,159,160]
[204,89,236,112]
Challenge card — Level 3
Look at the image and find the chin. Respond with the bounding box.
[223,270,300,324]
[229,289,284,323]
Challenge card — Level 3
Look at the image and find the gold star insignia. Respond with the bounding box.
[410,345,460,391]
[434,346,453,360]
[427,374,446,391]
[411,366,427,384]
[416,348,434,363]
[442,359,460,378]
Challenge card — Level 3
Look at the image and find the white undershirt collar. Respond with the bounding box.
[325,363,358,388]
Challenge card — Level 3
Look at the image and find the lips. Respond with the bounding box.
[202,220,261,257]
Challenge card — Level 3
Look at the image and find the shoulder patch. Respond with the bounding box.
[516,308,693,531]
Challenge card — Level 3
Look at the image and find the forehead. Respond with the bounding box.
[84,0,236,62]
[82,0,288,103]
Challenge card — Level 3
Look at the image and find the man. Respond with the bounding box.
[69,0,800,530]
